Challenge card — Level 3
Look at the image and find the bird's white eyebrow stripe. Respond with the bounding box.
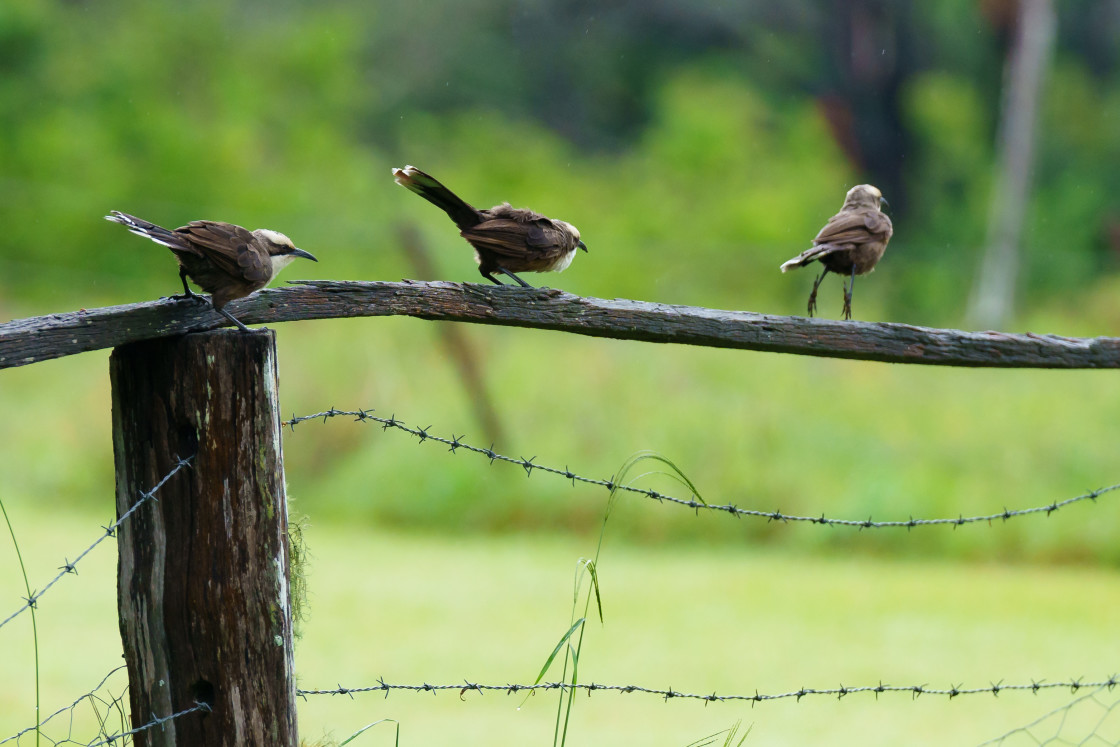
[255,228,295,247]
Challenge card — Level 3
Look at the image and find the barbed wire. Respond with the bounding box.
[1,667,128,745]
[0,665,210,746]
[979,685,1120,745]
[296,675,1120,705]
[0,455,194,633]
[83,702,211,747]
[282,408,1116,530]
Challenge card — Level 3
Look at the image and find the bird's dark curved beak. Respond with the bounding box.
[292,248,318,262]
[879,197,891,215]
[577,240,588,253]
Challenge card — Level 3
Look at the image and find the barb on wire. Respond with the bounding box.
[0,455,194,633]
[297,675,1120,705]
[282,409,1117,530]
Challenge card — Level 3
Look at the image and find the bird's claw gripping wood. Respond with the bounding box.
[164,293,202,303]
[166,288,208,304]
[216,307,254,333]
[807,268,829,317]
[841,266,857,321]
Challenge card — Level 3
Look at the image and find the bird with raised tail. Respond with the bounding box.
[392,165,587,288]
[780,184,893,320]
[106,211,317,332]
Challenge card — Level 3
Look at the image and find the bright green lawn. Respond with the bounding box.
[0,511,1118,746]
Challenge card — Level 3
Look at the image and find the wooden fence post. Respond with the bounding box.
[109,330,297,746]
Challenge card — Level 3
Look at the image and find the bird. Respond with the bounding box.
[779,184,893,320]
[392,165,586,288]
[106,211,317,332]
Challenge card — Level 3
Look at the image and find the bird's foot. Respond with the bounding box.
[482,272,506,286]
[215,306,255,333]
[806,291,818,318]
[166,291,207,305]
[228,320,255,333]
[842,268,857,320]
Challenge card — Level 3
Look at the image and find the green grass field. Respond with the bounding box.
[1,308,1119,744]
[1,512,1118,745]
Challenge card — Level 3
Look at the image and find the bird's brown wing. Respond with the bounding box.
[813,210,891,245]
[177,221,272,284]
[460,218,569,261]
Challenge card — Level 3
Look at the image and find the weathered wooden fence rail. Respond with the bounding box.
[2,280,1118,369]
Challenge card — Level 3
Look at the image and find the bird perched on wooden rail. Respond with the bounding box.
[392,165,587,288]
[779,184,893,320]
[105,211,317,332]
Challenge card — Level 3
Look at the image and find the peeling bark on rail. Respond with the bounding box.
[2,279,1118,369]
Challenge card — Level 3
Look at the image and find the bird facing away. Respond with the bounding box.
[779,184,893,320]
[106,211,317,332]
[392,165,586,288]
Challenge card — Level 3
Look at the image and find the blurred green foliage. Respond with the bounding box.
[2,0,1120,563]
[2,0,1119,325]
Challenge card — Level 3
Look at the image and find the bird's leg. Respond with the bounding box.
[481,271,506,286]
[168,267,205,303]
[807,268,828,317]
[842,266,856,321]
[214,304,254,333]
[496,267,534,288]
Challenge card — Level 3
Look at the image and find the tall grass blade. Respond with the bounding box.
[338,718,399,745]
[683,720,752,747]
[534,618,585,685]
[545,450,701,747]
[1,497,40,747]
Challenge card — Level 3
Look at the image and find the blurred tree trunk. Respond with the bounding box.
[819,0,909,209]
[396,223,506,446]
[967,0,1056,329]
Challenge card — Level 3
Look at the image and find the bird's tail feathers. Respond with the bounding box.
[105,211,188,251]
[780,245,837,273]
[391,165,480,230]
